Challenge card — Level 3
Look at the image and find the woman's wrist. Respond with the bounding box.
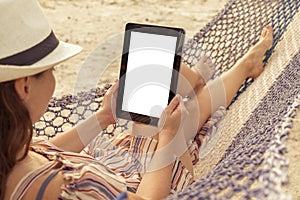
[147,131,176,173]
[95,108,114,130]
[76,109,115,147]
[76,114,102,146]
[157,130,175,148]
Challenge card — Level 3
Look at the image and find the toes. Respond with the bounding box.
[257,26,273,52]
[260,26,273,43]
[261,28,267,38]
[198,55,209,64]
[242,25,273,79]
[261,25,272,38]
[202,55,209,63]
[261,26,270,37]
[195,56,215,83]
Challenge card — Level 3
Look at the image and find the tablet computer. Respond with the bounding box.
[116,23,185,126]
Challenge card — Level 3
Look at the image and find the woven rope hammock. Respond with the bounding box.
[34,0,300,199]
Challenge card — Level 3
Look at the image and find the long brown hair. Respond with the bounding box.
[0,80,33,199]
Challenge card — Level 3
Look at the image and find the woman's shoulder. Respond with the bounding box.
[7,138,127,199]
[5,147,57,199]
[31,137,59,149]
[6,162,64,200]
[31,137,95,161]
[6,138,77,199]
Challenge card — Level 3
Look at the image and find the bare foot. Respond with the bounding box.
[240,25,273,78]
[186,55,215,97]
[194,55,215,83]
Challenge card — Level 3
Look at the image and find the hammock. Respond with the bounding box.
[34,0,300,199]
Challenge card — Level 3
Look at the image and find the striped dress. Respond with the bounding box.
[10,108,226,199]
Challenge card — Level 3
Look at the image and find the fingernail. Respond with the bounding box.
[176,94,182,102]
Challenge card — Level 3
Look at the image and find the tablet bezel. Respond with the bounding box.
[116,23,185,126]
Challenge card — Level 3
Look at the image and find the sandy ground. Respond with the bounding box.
[40,0,299,198]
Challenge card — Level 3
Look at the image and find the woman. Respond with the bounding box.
[0,0,273,199]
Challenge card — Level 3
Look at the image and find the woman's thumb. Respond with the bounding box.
[165,94,182,114]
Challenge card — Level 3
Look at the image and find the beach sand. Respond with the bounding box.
[40,0,299,198]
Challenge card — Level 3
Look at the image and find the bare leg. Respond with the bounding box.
[132,56,213,176]
[132,25,273,177]
[177,56,215,97]
[177,57,216,142]
[132,56,213,137]
[189,25,273,131]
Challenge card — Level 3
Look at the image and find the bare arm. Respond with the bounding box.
[49,81,119,152]
[49,108,112,152]
[134,135,174,199]
[135,95,188,199]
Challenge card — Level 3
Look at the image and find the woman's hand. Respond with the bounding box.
[50,81,119,152]
[96,80,119,129]
[158,94,188,143]
[135,95,188,200]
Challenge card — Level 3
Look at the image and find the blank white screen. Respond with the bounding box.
[122,31,177,118]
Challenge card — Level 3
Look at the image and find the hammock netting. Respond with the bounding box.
[34,0,300,199]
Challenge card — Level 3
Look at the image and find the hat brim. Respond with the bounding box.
[0,41,82,83]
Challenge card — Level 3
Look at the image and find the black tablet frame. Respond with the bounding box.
[116,22,185,126]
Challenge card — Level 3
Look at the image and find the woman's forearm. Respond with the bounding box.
[136,163,173,200]
[135,134,175,200]
[49,109,111,152]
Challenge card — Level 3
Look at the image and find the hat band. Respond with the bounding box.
[0,31,59,66]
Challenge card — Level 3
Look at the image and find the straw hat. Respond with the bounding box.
[0,0,82,83]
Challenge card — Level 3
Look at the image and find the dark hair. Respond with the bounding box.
[0,80,33,199]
